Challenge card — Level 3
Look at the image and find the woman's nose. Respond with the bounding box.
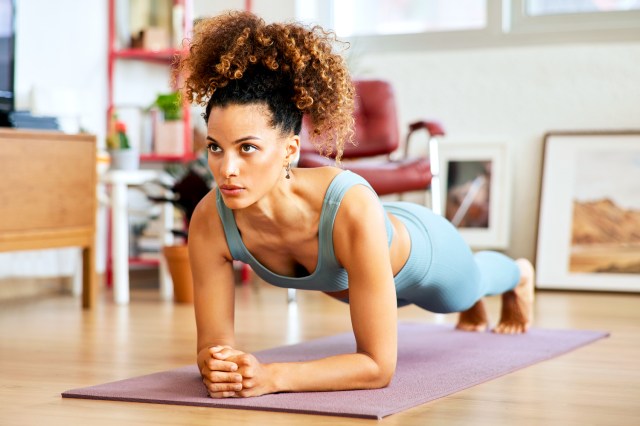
[221,155,239,178]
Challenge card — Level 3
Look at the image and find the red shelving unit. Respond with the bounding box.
[139,153,197,162]
[107,0,193,162]
[129,257,162,267]
[112,48,180,62]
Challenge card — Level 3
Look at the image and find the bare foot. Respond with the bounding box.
[494,258,535,334]
[456,299,489,332]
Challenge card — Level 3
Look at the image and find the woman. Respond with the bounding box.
[178,11,534,399]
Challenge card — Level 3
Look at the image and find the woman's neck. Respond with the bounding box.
[235,178,308,233]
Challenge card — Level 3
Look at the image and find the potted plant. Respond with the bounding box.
[153,92,185,156]
[107,117,140,170]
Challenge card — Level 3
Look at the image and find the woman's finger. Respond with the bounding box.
[235,354,257,378]
[208,345,232,355]
[212,347,242,359]
[207,371,243,384]
[207,390,237,398]
[206,359,238,372]
[203,377,243,394]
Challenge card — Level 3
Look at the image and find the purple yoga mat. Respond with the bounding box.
[62,323,608,419]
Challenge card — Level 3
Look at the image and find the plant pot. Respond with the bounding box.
[162,244,193,303]
[108,148,140,170]
[154,120,185,156]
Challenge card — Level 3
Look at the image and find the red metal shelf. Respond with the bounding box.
[140,153,197,162]
[128,257,160,267]
[111,48,181,63]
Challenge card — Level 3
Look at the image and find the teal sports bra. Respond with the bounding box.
[216,171,394,291]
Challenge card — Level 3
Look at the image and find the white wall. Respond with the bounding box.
[14,0,107,137]
[193,0,295,22]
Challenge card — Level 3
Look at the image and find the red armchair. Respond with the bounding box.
[297,79,445,214]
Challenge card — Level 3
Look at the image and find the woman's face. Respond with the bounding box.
[206,103,298,210]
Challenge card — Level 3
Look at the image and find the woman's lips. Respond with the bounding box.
[220,184,244,196]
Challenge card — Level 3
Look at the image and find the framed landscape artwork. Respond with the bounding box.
[536,131,640,292]
[439,142,511,249]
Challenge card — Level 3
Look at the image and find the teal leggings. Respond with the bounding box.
[384,202,520,313]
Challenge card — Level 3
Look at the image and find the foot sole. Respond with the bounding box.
[493,258,535,334]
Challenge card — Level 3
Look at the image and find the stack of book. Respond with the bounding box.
[8,111,60,130]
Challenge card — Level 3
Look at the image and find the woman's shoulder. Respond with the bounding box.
[294,165,342,182]
[189,188,235,259]
[296,165,372,192]
[293,165,341,196]
[295,167,379,218]
[295,166,377,202]
[190,189,223,237]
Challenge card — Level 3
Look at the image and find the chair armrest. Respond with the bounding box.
[404,120,446,158]
[408,120,445,136]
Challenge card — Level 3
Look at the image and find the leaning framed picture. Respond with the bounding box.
[439,142,511,250]
[536,131,640,292]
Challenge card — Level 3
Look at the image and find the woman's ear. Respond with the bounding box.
[286,135,301,166]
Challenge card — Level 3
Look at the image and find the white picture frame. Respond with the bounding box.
[536,132,640,292]
[438,141,511,250]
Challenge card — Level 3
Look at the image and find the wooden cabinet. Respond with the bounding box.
[0,129,98,309]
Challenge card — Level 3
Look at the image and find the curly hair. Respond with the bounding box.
[174,11,355,161]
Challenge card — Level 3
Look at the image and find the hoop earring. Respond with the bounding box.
[285,163,291,179]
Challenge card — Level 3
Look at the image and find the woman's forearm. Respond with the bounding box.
[266,352,395,393]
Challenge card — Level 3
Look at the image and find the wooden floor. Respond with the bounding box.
[1,280,639,425]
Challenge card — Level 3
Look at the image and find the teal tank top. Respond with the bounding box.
[216,171,394,291]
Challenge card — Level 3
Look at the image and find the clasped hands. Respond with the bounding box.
[199,345,274,398]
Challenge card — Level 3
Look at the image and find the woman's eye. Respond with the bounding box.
[241,144,257,153]
[207,144,221,153]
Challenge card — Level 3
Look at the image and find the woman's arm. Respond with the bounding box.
[216,185,399,396]
[189,194,244,397]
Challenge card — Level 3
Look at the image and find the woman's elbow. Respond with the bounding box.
[368,361,396,389]
[379,366,396,388]
[358,350,397,388]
